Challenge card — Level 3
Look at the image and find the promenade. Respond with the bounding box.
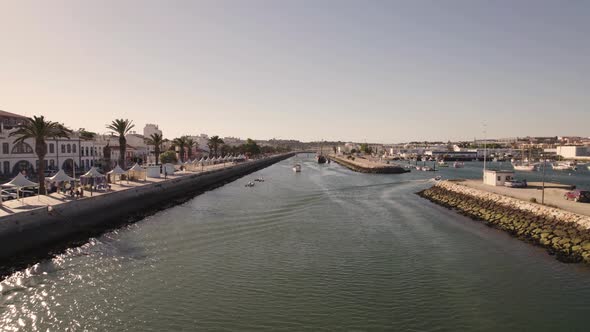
[0,162,238,218]
[458,179,590,217]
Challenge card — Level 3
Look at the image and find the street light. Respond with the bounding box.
[541,152,546,205]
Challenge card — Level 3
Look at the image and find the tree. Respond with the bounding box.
[243,138,261,156]
[185,137,196,160]
[172,136,188,162]
[360,143,372,154]
[207,135,224,157]
[106,119,135,168]
[146,133,164,165]
[78,128,96,141]
[159,150,178,164]
[10,116,72,194]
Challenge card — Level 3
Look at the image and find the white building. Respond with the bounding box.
[555,146,589,159]
[483,169,514,186]
[143,124,162,138]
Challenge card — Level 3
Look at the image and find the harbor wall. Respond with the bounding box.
[0,154,294,262]
[418,181,590,264]
[328,155,409,174]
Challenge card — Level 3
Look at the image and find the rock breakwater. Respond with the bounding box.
[418,181,590,264]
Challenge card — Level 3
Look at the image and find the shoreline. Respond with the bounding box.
[0,153,294,272]
[418,180,590,264]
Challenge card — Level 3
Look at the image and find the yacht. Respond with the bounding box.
[513,164,536,171]
[293,164,302,172]
[438,161,449,167]
[552,162,577,171]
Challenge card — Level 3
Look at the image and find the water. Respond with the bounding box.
[2,155,590,331]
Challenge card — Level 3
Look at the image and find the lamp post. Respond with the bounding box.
[541,152,546,205]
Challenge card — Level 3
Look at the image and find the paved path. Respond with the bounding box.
[458,179,590,217]
[0,162,242,218]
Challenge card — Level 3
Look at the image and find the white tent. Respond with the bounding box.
[128,163,147,181]
[81,167,105,178]
[107,165,127,183]
[2,173,40,204]
[48,169,74,183]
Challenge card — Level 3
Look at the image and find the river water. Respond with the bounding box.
[1,155,590,331]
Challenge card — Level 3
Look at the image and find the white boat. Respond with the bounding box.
[513,164,536,171]
[552,162,577,171]
[438,161,448,167]
[422,166,432,171]
[453,162,464,168]
[587,165,590,171]
[293,164,301,172]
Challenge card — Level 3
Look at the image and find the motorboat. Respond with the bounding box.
[316,155,327,164]
[422,166,433,171]
[513,164,536,171]
[254,177,265,182]
[293,164,302,172]
[244,181,255,187]
[552,162,577,171]
[434,175,442,181]
[437,161,449,167]
[453,162,464,168]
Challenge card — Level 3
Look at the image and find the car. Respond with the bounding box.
[504,179,527,188]
[564,190,590,203]
[1,189,18,201]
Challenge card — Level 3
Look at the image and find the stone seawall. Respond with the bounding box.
[418,181,590,264]
[0,154,294,264]
[328,156,409,174]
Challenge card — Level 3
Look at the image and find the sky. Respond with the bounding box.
[1,0,589,143]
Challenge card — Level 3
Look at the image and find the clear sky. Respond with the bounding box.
[1,0,589,143]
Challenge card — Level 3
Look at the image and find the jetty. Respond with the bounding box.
[0,153,294,263]
[328,154,409,174]
[418,180,590,264]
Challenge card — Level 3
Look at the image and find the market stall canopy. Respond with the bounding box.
[81,167,105,178]
[129,163,144,172]
[2,173,39,187]
[48,169,74,182]
[108,165,127,175]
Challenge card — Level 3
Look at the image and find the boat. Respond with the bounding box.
[587,165,590,171]
[254,177,265,182]
[434,175,442,181]
[438,161,449,167]
[513,164,536,171]
[422,166,433,171]
[552,162,577,171]
[453,162,464,168]
[244,181,255,187]
[293,164,301,172]
[316,155,327,164]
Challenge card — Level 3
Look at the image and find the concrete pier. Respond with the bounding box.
[328,154,409,174]
[0,153,294,263]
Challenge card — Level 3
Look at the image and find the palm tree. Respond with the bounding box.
[185,137,197,161]
[172,136,188,162]
[146,133,164,165]
[10,116,72,194]
[106,119,135,168]
[208,135,224,157]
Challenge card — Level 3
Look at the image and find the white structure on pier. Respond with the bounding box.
[483,169,514,186]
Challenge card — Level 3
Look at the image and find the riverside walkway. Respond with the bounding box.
[457,179,590,217]
[0,162,242,218]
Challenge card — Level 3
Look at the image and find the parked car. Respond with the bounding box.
[1,189,18,201]
[504,179,527,188]
[564,190,590,203]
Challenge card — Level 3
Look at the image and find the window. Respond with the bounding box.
[50,160,55,168]
[2,143,8,154]
[67,144,71,153]
[49,143,55,153]
[11,142,34,154]
[61,144,65,153]
[3,161,9,175]
[73,145,77,153]
[86,147,89,156]
[497,176,501,181]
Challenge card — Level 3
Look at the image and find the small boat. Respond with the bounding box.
[587,165,590,171]
[254,177,265,182]
[317,155,327,164]
[453,162,464,168]
[552,162,577,171]
[513,164,536,171]
[438,161,448,167]
[422,166,432,171]
[245,181,255,187]
[293,164,301,172]
[434,175,442,181]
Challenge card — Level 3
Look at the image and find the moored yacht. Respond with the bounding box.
[453,162,464,168]
[293,164,302,172]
